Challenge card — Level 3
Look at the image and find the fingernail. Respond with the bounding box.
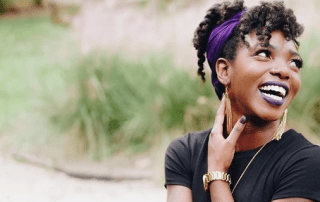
[240,116,247,124]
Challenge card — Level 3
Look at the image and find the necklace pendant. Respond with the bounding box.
[273,133,282,141]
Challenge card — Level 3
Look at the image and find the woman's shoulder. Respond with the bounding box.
[282,129,319,149]
[165,128,212,187]
[272,130,320,201]
[165,128,211,167]
[280,129,320,163]
[166,128,212,152]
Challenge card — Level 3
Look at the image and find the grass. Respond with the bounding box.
[0,16,77,155]
[289,67,320,135]
[51,51,219,160]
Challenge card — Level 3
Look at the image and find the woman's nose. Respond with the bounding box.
[269,61,290,80]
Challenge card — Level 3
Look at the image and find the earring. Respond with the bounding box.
[225,86,232,134]
[273,109,288,141]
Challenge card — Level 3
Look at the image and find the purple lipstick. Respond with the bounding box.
[258,81,289,106]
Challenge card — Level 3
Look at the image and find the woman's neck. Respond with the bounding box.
[229,113,281,152]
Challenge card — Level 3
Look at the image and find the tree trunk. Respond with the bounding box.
[35,0,42,7]
[0,1,7,14]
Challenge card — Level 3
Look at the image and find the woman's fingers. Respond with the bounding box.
[211,95,226,135]
[211,95,247,145]
[227,116,247,145]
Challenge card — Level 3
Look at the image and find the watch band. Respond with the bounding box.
[203,171,231,191]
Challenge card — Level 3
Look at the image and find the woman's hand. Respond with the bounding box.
[208,95,247,173]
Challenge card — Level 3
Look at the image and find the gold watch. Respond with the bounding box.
[203,171,231,191]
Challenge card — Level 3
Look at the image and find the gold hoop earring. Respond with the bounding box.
[225,86,232,134]
[273,109,288,141]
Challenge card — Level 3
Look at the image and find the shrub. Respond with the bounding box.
[289,67,320,134]
[52,52,217,159]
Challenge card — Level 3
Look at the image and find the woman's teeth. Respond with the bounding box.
[259,85,287,97]
[259,84,288,106]
[261,92,283,100]
[260,85,287,97]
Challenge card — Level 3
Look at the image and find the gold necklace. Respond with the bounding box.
[231,135,272,193]
[231,109,287,194]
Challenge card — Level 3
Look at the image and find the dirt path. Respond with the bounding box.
[0,156,166,202]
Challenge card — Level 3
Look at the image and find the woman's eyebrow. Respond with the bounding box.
[289,50,301,58]
[250,43,301,57]
[268,45,301,58]
[249,43,279,51]
[267,44,280,51]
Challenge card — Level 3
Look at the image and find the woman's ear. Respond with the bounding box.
[215,58,232,86]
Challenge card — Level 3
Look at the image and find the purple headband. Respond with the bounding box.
[206,11,245,99]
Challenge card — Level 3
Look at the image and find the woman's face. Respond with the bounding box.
[228,30,302,121]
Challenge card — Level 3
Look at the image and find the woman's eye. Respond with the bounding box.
[255,50,271,58]
[290,59,303,69]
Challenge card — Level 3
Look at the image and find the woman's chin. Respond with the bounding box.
[247,113,282,125]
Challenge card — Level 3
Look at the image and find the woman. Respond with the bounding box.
[165,1,320,202]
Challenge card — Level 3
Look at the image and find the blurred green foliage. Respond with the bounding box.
[52,52,218,159]
[0,0,10,4]
[0,17,75,132]
[0,0,10,13]
[290,67,320,134]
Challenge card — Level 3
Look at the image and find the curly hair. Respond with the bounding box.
[193,0,304,99]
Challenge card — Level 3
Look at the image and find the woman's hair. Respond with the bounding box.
[193,0,304,99]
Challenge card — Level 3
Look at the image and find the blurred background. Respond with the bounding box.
[0,0,320,201]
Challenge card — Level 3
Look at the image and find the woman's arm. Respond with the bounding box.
[166,185,315,202]
[167,185,192,202]
[272,198,314,202]
[207,96,246,202]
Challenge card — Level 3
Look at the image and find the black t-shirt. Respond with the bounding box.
[165,129,320,202]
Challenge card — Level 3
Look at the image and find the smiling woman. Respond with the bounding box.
[227,31,302,123]
[165,1,320,202]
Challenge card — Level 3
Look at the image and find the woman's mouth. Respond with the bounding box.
[258,81,289,106]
